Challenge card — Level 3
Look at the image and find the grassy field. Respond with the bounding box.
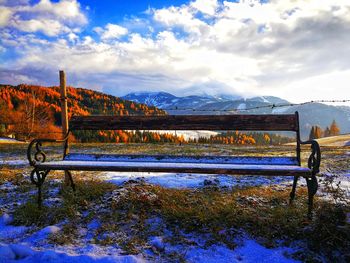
[0,143,349,262]
[285,134,350,147]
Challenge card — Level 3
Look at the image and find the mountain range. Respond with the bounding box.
[122,92,350,139]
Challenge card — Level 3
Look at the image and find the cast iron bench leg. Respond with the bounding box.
[65,170,76,192]
[306,175,318,219]
[289,175,299,204]
[30,169,49,209]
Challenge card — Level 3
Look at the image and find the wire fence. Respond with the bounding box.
[165,99,350,112]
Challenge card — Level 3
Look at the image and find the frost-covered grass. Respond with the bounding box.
[1,174,348,262]
[0,144,349,262]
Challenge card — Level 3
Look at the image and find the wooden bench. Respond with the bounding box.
[27,112,321,218]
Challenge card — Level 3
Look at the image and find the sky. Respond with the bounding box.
[0,0,350,103]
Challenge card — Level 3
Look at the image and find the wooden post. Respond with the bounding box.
[59,70,68,136]
[59,70,70,185]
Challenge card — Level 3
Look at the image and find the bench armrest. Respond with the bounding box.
[27,134,69,166]
[300,140,321,174]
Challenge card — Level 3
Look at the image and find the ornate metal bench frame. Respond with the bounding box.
[27,112,321,218]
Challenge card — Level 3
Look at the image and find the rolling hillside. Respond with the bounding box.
[0,84,165,140]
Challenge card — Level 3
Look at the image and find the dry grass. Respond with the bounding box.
[1,144,349,261]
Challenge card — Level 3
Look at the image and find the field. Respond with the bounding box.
[0,142,349,262]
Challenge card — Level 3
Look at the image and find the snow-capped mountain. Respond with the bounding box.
[122,91,350,139]
[121,92,228,110]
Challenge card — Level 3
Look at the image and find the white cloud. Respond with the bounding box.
[153,5,209,35]
[94,23,128,40]
[0,6,12,26]
[191,0,218,16]
[21,0,87,25]
[2,0,350,103]
[12,17,71,36]
[0,0,87,35]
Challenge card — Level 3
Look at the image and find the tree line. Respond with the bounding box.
[309,120,340,140]
[0,84,165,140]
[73,129,292,146]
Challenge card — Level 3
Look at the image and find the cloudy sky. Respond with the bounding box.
[1,0,350,103]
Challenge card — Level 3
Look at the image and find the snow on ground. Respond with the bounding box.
[0,208,300,263]
[182,239,298,263]
[0,177,303,262]
[0,214,145,263]
[0,243,145,263]
[103,172,296,189]
[1,150,348,262]
[0,159,28,166]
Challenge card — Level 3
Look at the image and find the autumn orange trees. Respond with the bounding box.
[0,84,165,140]
[308,120,341,140]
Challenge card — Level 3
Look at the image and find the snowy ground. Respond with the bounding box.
[103,171,298,189]
[0,168,306,262]
[0,211,299,263]
[0,144,349,262]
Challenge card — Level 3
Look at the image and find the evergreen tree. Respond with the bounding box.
[324,127,330,137]
[329,120,340,136]
[314,126,323,139]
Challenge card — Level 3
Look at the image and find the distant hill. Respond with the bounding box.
[121,91,228,110]
[121,92,290,113]
[286,134,350,147]
[122,92,350,139]
[0,84,165,140]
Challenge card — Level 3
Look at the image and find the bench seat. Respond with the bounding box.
[36,154,311,176]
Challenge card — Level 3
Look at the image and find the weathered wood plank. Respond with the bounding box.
[70,114,298,131]
[64,153,300,166]
[37,160,311,176]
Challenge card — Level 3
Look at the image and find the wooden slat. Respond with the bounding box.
[64,153,300,166]
[36,160,311,176]
[70,114,298,131]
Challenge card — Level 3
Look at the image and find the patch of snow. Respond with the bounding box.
[0,224,28,241]
[0,160,28,166]
[0,182,18,192]
[237,103,246,110]
[161,236,299,263]
[272,106,290,114]
[87,219,101,230]
[9,244,35,259]
[260,96,269,103]
[149,236,165,251]
[104,172,293,189]
[183,239,298,263]
[0,243,145,262]
[65,154,299,166]
[0,244,16,260]
[0,213,13,225]
[24,226,61,243]
[318,172,350,199]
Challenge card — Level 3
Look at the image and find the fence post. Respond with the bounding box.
[59,70,70,185]
[59,70,69,136]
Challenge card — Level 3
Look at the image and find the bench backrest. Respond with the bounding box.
[70,113,300,131]
[68,112,302,164]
